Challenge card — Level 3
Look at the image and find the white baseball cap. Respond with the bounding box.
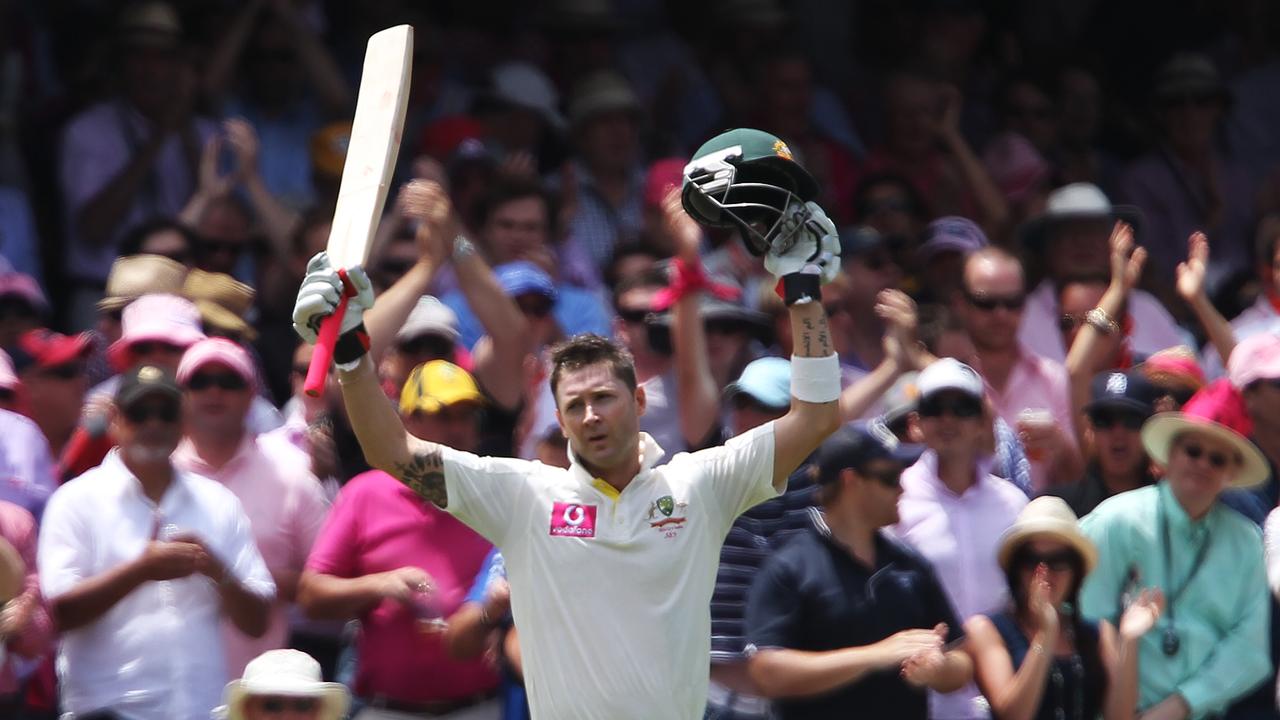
[916,357,984,401]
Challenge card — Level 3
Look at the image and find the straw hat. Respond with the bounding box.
[183,269,257,341]
[0,536,24,603]
[222,650,350,720]
[98,254,188,313]
[1142,379,1269,489]
[997,497,1097,574]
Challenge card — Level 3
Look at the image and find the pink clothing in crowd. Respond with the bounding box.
[0,501,52,695]
[981,345,1074,493]
[305,470,497,704]
[1018,279,1185,362]
[892,451,1028,720]
[173,434,328,677]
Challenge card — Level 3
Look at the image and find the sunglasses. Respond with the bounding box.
[857,465,903,489]
[1058,314,1084,333]
[397,335,454,360]
[1089,410,1144,431]
[124,401,180,425]
[131,341,184,356]
[200,239,245,257]
[1019,550,1076,572]
[41,363,84,381]
[615,307,649,325]
[706,319,748,336]
[258,696,320,714]
[186,372,248,392]
[517,297,553,319]
[918,396,983,419]
[965,291,1025,312]
[1178,442,1239,470]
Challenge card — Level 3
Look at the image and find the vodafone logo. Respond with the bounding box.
[550,502,597,538]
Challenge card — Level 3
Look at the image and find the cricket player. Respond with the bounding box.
[292,128,843,719]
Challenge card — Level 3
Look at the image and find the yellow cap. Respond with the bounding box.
[399,360,484,415]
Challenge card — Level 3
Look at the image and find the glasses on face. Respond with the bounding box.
[1088,410,1144,431]
[186,372,248,392]
[917,396,983,419]
[857,464,903,489]
[517,297,553,319]
[123,401,181,425]
[1019,549,1076,572]
[131,341,184,357]
[1178,442,1239,470]
[258,696,320,714]
[615,307,649,325]
[397,335,454,361]
[1058,314,1085,333]
[41,363,84,381]
[964,290,1026,312]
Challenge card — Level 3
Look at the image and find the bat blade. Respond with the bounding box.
[305,24,413,396]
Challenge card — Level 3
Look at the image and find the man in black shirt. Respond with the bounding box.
[744,421,972,720]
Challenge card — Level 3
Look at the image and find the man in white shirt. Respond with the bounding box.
[291,132,844,719]
[38,364,275,720]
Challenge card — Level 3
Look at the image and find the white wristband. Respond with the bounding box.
[790,354,841,403]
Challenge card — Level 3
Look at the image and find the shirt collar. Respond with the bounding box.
[566,431,664,499]
[173,433,257,478]
[104,448,187,509]
[917,449,996,497]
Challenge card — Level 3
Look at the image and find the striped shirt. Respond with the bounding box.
[710,459,819,661]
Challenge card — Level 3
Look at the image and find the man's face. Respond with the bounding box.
[128,340,188,372]
[859,182,918,241]
[23,360,88,438]
[844,246,902,308]
[483,196,549,266]
[886,76,939,158]
[960,257,1024,352]
[555,362,644,474]
[1242,377,1280,429]
[1087,408,1147,477]
[197,200,251,275]
[578,110,639,173]
[182,362,253,438]
[113,393,183,464]
[1046,219,1111,279]
[917,390,984,458]
[403,402,482,452]
[1057,281,1123,364]
[853,460,906,527]
[1165,431,1241,510]
[613,287,658,357]
[122,46,182,119]
[729,394,787,437]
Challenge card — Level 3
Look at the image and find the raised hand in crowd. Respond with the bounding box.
[1176,232,1236,365]
[840,288,922,422]
[931,83,1010,238]
[1065,221,1145,439]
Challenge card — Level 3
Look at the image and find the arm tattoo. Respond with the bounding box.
[394,446,448,508]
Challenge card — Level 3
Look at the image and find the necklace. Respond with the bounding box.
[1158,498,1213,656]
[1046,621,1084,720]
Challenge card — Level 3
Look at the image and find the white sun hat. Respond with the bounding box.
[221,649,350,720]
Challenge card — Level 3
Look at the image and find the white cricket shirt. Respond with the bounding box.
[442,424,778,719]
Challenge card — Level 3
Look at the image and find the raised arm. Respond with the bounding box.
[1065,221,1144,440]
[767,203,844,486]
[1176,232,1236,365]
[293,253,449,507]
[661,190,722,448]
[841,289,925,422]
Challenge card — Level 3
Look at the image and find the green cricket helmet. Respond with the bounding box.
[681,128,819,256]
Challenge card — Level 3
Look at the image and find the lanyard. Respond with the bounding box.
[1159,498,1212,626]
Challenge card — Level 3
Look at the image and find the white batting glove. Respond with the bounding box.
[763,201,841,285]
[292,252,375,344]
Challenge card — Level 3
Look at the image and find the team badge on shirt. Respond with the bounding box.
[550,502,597,538]
[647,495,688,537]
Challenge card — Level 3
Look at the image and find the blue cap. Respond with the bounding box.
[813,420,924,484]
[494,261,558,302]
[725,356,791,410]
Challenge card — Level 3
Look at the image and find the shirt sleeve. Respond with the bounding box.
[1078,509,1128,625]
[36,487,91,600]
[218,492,276,601]
[744,554,803,651]
[1175,527,1272,718]
[305,480,363,577]
[683,422,779,535]
[465,548,501,605]
[442,448,535,547]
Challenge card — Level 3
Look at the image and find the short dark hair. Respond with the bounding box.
[476,176,556,230]
[548,334,638,400]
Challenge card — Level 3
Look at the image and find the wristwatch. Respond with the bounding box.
[452,235,476,261]
[1085,307,1119,335]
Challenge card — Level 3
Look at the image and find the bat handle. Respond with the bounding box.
[304,270,354,397]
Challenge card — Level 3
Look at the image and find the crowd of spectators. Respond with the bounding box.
[2,0,1280,718]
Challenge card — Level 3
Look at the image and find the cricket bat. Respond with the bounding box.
[305,25,414,396]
